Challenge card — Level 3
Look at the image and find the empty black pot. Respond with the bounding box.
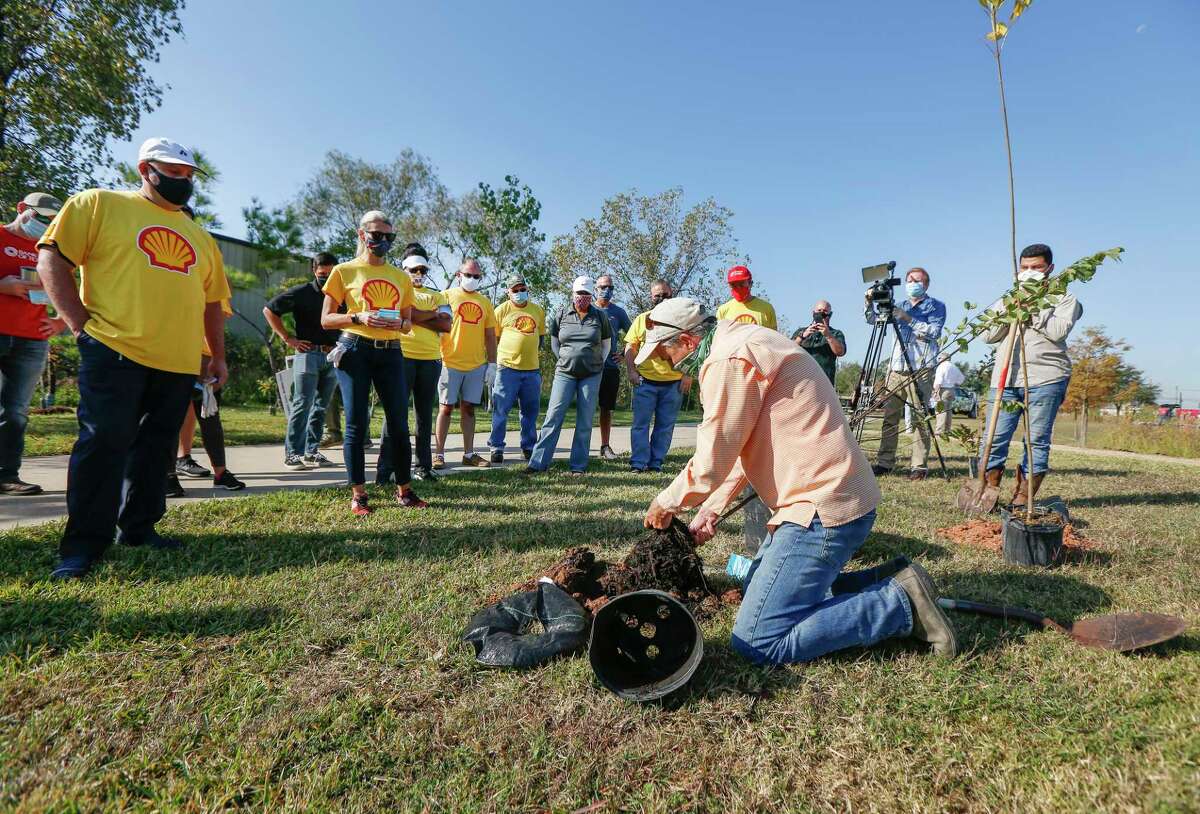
[589,590,703,702]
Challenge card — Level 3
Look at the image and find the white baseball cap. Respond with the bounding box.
[634,297,714,366]
[572,275,593,296]
[137,137,200,169]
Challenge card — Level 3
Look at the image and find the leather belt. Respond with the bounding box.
[340,331,402,350]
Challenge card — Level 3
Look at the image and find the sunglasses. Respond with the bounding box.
[462,273,483,279]
[28,212,54,224]
[364,231,395,242]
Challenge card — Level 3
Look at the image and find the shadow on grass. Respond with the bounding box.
[1064,491,1200,509]
[0,599,281,657]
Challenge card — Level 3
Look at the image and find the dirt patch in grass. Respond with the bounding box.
[937,518,1098,556]
[512,520,742,616]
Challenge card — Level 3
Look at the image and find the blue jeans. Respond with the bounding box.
[529,371,601,472]
[489,366,541,453]
[61,333,195,561]
[0,334,49,481]
[980,378,1069,475]
[333,338,410,486]
[630,379,682,470]
[731,510,913,664]
[284,351,337,457]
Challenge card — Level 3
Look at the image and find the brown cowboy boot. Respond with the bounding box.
[984,467,1003,489]
[1011,472,1046,509]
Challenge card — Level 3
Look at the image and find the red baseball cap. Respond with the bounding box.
[726,265,752,284]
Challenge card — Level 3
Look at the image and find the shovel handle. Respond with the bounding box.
[714,490,759,529]
[937,597,1056,630]
[975,329,1019,486]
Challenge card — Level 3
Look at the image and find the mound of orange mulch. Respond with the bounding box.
[936,518,1100,556]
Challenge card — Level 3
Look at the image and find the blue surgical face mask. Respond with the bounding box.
[19,212,48,239]
[597,286,613,300]
[366,236,393,258]
[906,281,926,299]
[512,290,530,305]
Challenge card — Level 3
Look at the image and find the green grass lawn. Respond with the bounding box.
[27,404,704,457]
[2,449,1198,811]
[1053,414,1200,459]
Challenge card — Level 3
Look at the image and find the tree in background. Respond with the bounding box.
[550,188,737,313]
[1063,326,1129,446]
[449,176,550,299]
[113,149,224,229]
[835,362,863,397]
[0,0,184,210]
[292,149,451,266]
[1111,362,1159,415]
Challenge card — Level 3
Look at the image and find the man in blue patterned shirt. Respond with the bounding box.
[865,267,946,480]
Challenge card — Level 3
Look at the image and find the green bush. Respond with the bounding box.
[222,332,277,406]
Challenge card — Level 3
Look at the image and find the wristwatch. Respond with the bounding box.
[350,313,361,325]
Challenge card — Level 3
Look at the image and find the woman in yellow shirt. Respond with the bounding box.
[320,210,421,515]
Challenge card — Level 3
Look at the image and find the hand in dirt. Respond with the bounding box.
[687,507,719,546]
[643,497,674,530]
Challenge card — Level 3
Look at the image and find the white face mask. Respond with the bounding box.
[410,274,426,288]
[460,275,482,293]
[1017,268,1047,282]
[19,211,48,239]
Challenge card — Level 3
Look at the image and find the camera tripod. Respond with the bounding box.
[849,305,948,480]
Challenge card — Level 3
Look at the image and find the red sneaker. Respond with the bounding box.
[351,495,372,516]
[397,489,428,509]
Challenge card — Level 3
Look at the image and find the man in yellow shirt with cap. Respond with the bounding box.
[37,137,231,580]
[715,264,777,330]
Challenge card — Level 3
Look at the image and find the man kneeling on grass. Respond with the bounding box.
[641,298,958,663]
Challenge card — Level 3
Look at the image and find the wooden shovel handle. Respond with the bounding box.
[975,328,1019,486]
[937,597,1061,632]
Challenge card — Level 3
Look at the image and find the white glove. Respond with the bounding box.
[484,362,497,389]
[200,381,219,418]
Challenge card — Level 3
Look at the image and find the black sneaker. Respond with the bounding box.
[413,467,438,482]
[284,454,310,471]
[522,449,532,461]
[165,473,186,498]
[50,556,93,580]
[176,455,211,479]
[0,478,43,496]
[303,452,334,468]
[214,471,246,491]
[871,464,893,477]
[490,449,503,464]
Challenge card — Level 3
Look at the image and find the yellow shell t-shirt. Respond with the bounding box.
[322,258,415,341]
[716,296,777,330]
[441,287,498,372]
[38,189,231,375]
[495,299,546,371]
[625,311,682,382]
[401,287,449,361]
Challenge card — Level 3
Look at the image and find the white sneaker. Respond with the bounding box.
[600,445,619,461]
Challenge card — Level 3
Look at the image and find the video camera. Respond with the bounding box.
[862,261,900,316]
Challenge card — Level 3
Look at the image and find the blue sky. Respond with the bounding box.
[117,1,1199,403]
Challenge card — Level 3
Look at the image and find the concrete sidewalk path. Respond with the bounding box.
[3,425,699,530]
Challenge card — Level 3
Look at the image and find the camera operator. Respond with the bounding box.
[863,267,946,480]
[792,300,845,385]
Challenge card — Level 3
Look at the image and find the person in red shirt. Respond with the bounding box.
[0,192,65,495]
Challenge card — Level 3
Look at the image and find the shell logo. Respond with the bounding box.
[513,315,537,334]
[733,313,759,325]
[361,278,400,310]
[458,301,484,324]
[137,226,197,274]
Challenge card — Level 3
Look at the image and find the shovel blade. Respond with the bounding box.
[956,481,999,517]
[1067,612,1189,652]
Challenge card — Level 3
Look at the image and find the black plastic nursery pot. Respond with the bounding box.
[1000,505,1065,567]
[589,590,703,703]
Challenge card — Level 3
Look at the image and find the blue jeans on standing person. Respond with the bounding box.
[284,350,337,458]
[59,333,195,564]
[333,337,410,486]
[980,377,1070,475]
[0,335,49,483]
[528,371,601,472]
[731,510,913,664]
[489,366,541,455]
[629,379,682,471]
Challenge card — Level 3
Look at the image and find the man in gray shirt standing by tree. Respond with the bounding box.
[978,243,1082,508]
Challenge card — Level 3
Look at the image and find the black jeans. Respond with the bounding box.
[334,337,410,486]
[61,333,194,561]
[377,357,440,483]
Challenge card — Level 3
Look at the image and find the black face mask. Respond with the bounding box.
[367,237,393,258]
[314,274,329,288]
[650,293,668,306]
[150,169,194,207]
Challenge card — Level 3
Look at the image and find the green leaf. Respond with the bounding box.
[987,21,1009,40]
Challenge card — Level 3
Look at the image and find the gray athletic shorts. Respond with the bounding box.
[439,363,487,406]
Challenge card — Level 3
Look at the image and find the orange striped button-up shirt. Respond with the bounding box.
[657,321,880,529]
